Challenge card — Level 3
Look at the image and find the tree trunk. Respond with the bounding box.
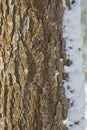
[0,0,69,130]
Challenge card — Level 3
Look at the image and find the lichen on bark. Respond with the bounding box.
[0,0,69,130]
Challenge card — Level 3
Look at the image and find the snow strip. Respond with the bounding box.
[62,0,85,130]
[85,83,87,130]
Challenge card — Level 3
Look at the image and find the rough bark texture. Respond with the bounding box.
[0,0,69,130]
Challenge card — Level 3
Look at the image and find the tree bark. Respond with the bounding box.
[0,0,69,130]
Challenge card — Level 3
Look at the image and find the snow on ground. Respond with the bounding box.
[62,0,85,130]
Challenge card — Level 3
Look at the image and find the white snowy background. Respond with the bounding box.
[82,0,87,130]
[62,0,86,130]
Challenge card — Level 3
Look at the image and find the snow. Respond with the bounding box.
[54,70,59,77]
[85,83,87,130]
[62,0,85,130]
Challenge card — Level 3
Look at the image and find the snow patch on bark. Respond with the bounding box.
[62,0,85,130]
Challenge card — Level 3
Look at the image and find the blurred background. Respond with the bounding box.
[81,0,87,81]
[81,1,87,126]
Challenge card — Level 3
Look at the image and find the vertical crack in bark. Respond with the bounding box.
[22,51,36,128]
[10,88,15,130]
[9,74,13,86]
[10,2,16,42]
[14,56,21,89]
[4,120,8,130]
[6,0,9,16]
[4,85,8,130]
